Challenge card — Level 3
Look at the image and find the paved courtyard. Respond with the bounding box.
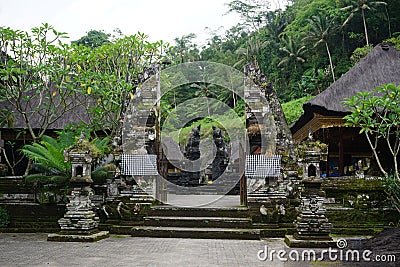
[0,233,346,267]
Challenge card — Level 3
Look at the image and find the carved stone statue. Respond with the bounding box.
[181,125,201,186]
[212,125,228,180]
[184,125,201,161]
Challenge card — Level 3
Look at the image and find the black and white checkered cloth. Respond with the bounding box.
[245,154,281,178]
[121,154,158,176]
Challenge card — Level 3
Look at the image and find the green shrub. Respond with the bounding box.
[282,95,314,125]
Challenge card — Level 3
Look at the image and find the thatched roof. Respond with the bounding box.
[0,90,96,130]
[161,136,183,161]
[291,43,400,135]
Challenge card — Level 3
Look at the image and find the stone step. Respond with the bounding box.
[131,226,260,240]
[148,206,250,218]
[144,216,252,228]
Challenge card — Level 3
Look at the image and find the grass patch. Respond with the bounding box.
[281,95,314,125]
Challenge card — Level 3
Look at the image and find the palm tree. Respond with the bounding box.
[341,0,388,45]
[192,83,219,117]
[277,35,306,71]
[173,33,199,63]
[234,36,268,70]
[303,15,337,82]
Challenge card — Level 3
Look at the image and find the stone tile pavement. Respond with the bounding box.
[0,233,347,267]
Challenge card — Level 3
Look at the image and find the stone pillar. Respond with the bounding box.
[285,179,334,247]
[295,179,332,238]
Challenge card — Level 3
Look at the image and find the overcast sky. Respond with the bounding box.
[0,0,246,45]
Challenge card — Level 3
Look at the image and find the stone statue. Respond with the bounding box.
[211,125,228,180]
[184,125,201,161]
[308,127,314,141]
[181,125,201,186]
[77,129,86,144]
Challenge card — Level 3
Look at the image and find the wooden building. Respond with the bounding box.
[291,44,400,177]
[0,92,97,175]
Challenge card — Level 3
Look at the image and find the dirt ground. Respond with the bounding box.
[343,227,400,267]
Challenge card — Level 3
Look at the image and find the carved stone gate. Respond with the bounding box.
[120,62,296,207]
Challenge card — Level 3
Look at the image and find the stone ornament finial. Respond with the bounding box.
[308,127,314,141]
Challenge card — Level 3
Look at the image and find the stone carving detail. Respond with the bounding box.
[57,134,101,233]
[211,125,228,180]
[58,188,99,231]
[294,179,332,239]
[181,126,201,186]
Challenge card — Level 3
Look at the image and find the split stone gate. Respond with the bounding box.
[119,62,296,207]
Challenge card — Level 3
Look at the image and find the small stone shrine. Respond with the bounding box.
[48,132,109,242]
[297,129,328,180]
[285,133,333,248]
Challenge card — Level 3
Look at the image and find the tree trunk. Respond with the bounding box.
[24,158,32,177]
[362,8,369,45]
[385,6,391,37]
[325,42,335,82]
[365,132,387,177]
[1,149,15,176]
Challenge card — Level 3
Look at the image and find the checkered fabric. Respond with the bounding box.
[245,154,281,178]
[121,154,158,175]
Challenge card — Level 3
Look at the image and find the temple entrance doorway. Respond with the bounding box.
[121,62,287,208]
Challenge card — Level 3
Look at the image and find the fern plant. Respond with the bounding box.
[21,135,71,184]
[21,133,112,185]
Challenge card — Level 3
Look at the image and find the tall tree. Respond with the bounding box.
[340,0,388,45]
[234,35,267,70]
[277,35,306,70]
[72,33,169,136]
[227,0,272,71]
[172,33,199,63]
[226,0,271,32]
[0,24,78,142]
[303,15,338,82]
[72,30,111,48]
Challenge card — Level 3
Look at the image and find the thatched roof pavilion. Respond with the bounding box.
[291,43,400,176]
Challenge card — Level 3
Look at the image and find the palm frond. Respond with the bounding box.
[31,163,64,176]
[41,135,61,151]
[22,135,70,177]
[21,144,52,164]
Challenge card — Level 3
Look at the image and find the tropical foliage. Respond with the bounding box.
[21,135,71,184]
[21,132,111,184]
[344,83,400,212]
[282,95,314,125]
[2,0,400,179]
[343,83,400,180]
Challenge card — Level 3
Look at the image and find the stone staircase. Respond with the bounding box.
[164,180,240,195]
[130,206,261,240]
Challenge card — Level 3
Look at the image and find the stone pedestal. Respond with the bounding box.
[47,186,109,242]
[58,188,99,231]
[285,179,333,248]
[48,186,109,242]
